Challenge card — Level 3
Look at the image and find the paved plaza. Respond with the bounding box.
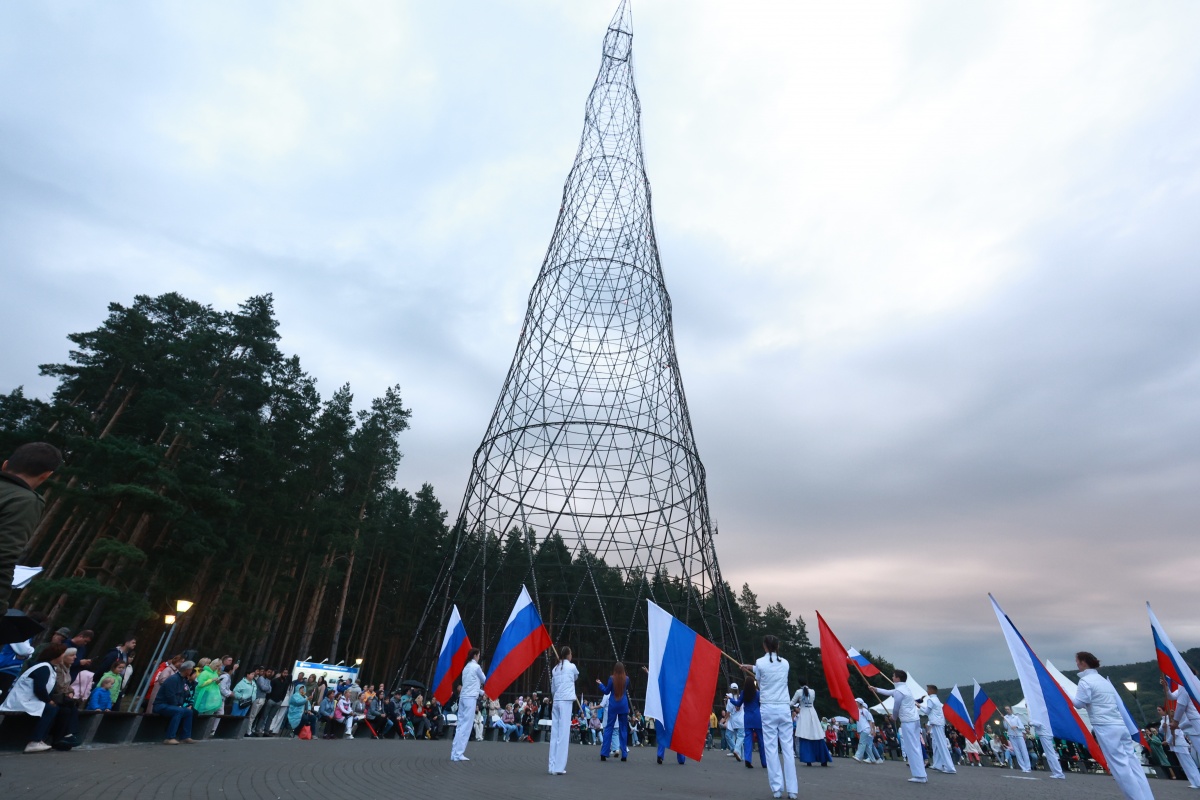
[1,740,1192,800]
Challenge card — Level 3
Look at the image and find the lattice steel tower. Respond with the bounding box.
[408,1,739,688]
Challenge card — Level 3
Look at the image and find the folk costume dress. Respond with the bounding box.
[790,686,831,765]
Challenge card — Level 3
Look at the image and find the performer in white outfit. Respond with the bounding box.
[450,648,485,762]
[1002,706,1031,772]
[1031,720,1064,779]
[853,698,881,763]
[918,686,956,774]
[548,647,578,775]
[1171,722,1200,788]
[726,681,745,761]
[742,635,798,800]
[875,670,927,783]
[1165,676,1200,767]
[1072,651,1154,800]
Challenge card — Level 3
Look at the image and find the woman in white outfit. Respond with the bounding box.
[451,648,485,762]
[742,635,798,800]
[548,647,578,775]
[1071,651,1154,800]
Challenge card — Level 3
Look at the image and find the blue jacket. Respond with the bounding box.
[88,687,113,711]
[733,690,761,729]
[154,672,194,710]
[598,676,631,714]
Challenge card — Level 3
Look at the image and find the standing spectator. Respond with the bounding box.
[153,660,197,745]
[64,630,95,678]
[263,668,290,735]
[249,666,274,734]
[232,669,257,717]
[96,637,136,677]
[31,627,70,664]
[0,442,61,615]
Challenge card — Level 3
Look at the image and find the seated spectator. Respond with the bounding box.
[412,694,430,739]
[496,704,519,741]
[233,669,257,718]
[317,690,337,739]
[70,669,96,707]
[427,699,445,740]
[146,654,183,711]
[336,691,355,739]
[0,643,80,753]
[98,660,125,709]
[287,684,312,737]
[153,660,197,745]
[87,676,116,711]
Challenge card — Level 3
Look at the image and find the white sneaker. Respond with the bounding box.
[459,756,470,761]
[24,742,52,754]
[907,778,927,783]
[772,793,782,799]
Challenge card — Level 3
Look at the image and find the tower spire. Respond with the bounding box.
[404,0,739,695]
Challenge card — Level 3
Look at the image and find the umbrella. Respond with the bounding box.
[0,610,46,646]
[399,679,429,693]
[832,716,850,724]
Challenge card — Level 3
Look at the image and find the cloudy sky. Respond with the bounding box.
[3,0,1199,685]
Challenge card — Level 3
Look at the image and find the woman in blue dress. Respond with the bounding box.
[733,676,768,768]
[596,662,630,761]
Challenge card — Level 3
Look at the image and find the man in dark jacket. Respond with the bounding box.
[154,660,197,744]
[0,442,62,615]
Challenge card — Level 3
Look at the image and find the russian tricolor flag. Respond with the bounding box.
[1148,602,1200,716]
[972,679,997,740]
[431,605,472,705]
[847,647,881,677]
[989,594,1108,771]
[944,684,976,742]
[643,600,721,762]
[482,586,552,699]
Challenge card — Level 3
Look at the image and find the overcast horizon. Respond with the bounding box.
[3,0,1199,688]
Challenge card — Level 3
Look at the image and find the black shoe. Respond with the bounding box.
[621,756,627,762]
[657,756,663,764]
[745,762,754,768]
[600,755,607,762]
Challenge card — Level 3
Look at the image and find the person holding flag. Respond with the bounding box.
[874,670,928,784]
[743,634,798,800]
[548,646,578,775]
[917,686,956,774]
[1072,651,1155,800]
[596,662,631,762]
[1000,706,1031,772]
[450,648,484,762]
[1031,719,1065,779]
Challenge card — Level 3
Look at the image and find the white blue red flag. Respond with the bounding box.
[847,647,881,677]
[431,605,471,705]
[483,586,552,698]
[972,679,997,739]
[643,600,721,761]
[944,684,976,742]
[1149,602,1200,716]
[989,594,1108,770]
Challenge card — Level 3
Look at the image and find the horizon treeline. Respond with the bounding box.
[0,291,867,712]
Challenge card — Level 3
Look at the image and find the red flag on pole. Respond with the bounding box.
[816,611,860,719]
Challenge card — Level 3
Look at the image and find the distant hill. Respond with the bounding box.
[970,648,1200,730]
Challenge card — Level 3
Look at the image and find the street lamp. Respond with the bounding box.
[355,658,363,666]
[131,600,194,712]
[1123,682,1149,729]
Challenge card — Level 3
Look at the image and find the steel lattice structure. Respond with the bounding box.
[405,1,739,692]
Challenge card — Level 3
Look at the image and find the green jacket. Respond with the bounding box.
[193,665,224,714]
[0,472,45,615]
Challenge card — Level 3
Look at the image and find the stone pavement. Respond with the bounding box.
[0,739,1192,800]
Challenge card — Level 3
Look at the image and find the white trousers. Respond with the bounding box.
[930,727,955,772]
[1094,724,1154,800]
[1176,748,1200,788]
[1038,732,1063,778]
[900,721,927,780]
[761,704,797,795]
[548,701,572,774]
[1010,733,1031,771]
[451,694,477,760]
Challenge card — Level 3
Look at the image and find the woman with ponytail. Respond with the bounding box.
[596,662,631,761]
[742,635,798,800]
[548,647,579,775]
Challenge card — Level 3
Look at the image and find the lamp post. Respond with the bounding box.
[1123,681,1149,730]
[130,600,193,712]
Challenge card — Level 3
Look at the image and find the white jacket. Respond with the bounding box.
[875,684,918,723]
[550,660,579,703]
[921,694,946,726]
[460,660,485,697]
[755,654,791,705]
[1072,669,1123,727]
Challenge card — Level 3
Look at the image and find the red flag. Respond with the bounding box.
[816,611,859,719]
